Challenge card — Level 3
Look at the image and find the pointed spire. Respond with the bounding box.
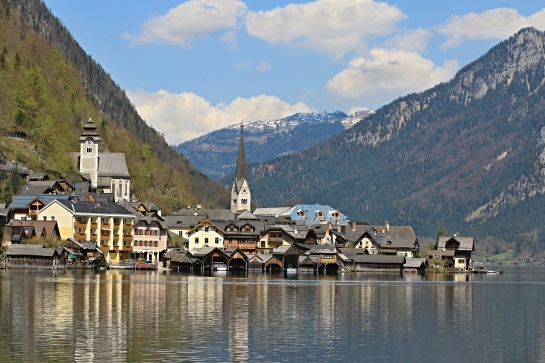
[235,123,246,179]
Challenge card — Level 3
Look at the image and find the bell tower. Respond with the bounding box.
[231,124,251,213]
[79,117,101,188]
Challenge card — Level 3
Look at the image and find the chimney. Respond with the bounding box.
[385,221,390,231]
[352,222,356,231]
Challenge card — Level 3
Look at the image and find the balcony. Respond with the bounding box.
[101,223,110,228]
[74,222,87,229]
[268,237,283,243]
[124,223,132,228]
[123,245,132,251]
[74,233,86,240]
[123,235,132,242]
[90,223,98,229]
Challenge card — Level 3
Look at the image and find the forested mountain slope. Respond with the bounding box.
[248,27,545,254]
[0,0,229,211]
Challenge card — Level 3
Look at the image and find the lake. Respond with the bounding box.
[0,267,544,362]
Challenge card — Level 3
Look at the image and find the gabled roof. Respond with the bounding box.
[236,210,259,220]
[8,194,73,210]
[437,236,474,251]
[187,219,225,234]
[6,244,60,257]
[41,199,134,217]
[10,220,59,238]
[404,258,428,269]
[253,207,291,217]
[380,237,418,249]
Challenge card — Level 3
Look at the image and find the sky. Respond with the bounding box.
[42,0,545,145]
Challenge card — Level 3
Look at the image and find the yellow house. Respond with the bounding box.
[187,219,225,254]
[38,200,134,263]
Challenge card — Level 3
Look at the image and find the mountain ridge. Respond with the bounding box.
[178,110,373,180]
[247,27,545,254]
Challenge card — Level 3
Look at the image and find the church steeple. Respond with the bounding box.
[79,117,101,188]
[235,124,246,179]
[231,124,251,213]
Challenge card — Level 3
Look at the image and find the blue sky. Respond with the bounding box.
[42,0,545,144]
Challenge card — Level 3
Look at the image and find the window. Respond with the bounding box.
[205,238,209,245]
[242,199,247,204]
[43,216,47,221]
[195,238,199,244]
[86,147,93,153]
[215,238,219,244]
[205,227,209,232]
[51,216,55,221]
[178,231,183,236]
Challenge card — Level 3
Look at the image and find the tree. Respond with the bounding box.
[431,223,445,250]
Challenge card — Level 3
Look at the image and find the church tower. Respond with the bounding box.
[79,117,101,188]
[231,124,251,213]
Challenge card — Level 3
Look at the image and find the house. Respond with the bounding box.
[5,244,65,269]
[258,224,308,253]
[36,199,134,263]
[379,236,420,258]
[187,219,225,254]
[272,245,301,270]
[6,220,60,244]
[191,246,231,271]
[222,215,265,255]
[404,258,428,274]
[304,246,339,273]
[428,235,474,271]
[7,194,73,220]
[353,254,405,273]
[132,216,168,262]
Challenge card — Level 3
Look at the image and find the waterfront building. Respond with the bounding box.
[37,199,134,263]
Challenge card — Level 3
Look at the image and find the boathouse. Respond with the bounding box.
[6,244,65,269]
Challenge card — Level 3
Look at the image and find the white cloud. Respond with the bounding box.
[326,48,458,107]
[245,0,406,57]
[127,89,315,144]
[122,0,247,46]
[437,8,545,49]
[256,61,273,71]
[384,28,432,52]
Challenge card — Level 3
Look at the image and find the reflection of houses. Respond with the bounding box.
[6,244,65,269]
[427,236,474,271]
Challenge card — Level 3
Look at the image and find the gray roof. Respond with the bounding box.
[171,208,235,220]
[380,237,418,249]
[404,258,428,269]
[6,244,59,257]
[253,207,291,217]
[50,200,134,216]
[437,236,474,251]
[8,194,73,210]
[354,254,405,264]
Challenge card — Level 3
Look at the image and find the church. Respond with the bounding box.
[73,118,131,202]
[231,124,251,213]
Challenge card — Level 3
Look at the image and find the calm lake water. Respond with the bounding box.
[0,267,544,362]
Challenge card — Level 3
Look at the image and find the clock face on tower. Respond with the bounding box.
[86,138,93,145]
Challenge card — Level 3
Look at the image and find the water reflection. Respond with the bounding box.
[1,269,545,362]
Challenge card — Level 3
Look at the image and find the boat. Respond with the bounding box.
[213,262,227,271]
[285,264,297,274]
[135,260,156,270]
[108,259,135,269]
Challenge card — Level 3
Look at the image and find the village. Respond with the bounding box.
[0,118,475,274]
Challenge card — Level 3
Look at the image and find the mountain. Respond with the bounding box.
[177,110,373,180]
[247,27,545,254]
[0,0,229,211]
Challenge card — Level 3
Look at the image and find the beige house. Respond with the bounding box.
[187,219,225,254]
[37,200,134,263]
